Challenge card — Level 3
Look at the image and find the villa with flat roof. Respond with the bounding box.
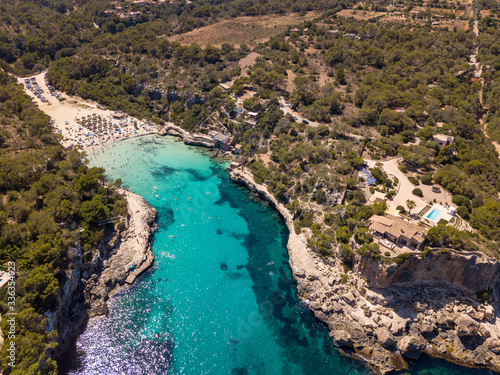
[369,215,427,250]
[433,134,454,150]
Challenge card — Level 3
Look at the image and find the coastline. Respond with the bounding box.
[229,167,500,374]
[83,189,158,317]
[55,188,158,364]
[57,131,499,374]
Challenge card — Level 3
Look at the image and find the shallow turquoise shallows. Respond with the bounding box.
[64,135,491,375]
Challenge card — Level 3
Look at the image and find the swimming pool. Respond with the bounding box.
[426,208,442,221]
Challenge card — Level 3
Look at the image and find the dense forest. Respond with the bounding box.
[1,0,500,373]
[241,19,500,256]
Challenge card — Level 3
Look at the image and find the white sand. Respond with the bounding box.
[16,71,159,152]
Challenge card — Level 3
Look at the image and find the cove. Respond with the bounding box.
[63,135,492,375]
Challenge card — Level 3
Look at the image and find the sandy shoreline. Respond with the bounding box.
[16,71,159,152]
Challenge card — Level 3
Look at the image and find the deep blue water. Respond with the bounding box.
[63,135,493,375]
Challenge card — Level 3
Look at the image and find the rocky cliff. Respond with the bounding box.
[356,250,499,295]
[53,189,157,361]
[230,167,500,374]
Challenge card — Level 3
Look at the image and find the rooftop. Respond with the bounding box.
[433,134,454,142]
[370,215,427,244]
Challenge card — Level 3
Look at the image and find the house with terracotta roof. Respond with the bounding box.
[369,215,427,250]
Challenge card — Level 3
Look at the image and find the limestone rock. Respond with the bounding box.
[455,314,480,338]
[485,338,500,355]
[343,292,356,306]
[309,301,322,311]
[413,322,436,338]
[376,327,396,349]
[436,311,455,329]
[398,335,427,359]
[333,330,354,348]
[411,301,428,313]
[389,318,407,336]
[478,304,495,322]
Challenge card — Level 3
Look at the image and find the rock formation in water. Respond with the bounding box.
[230,167,500,374]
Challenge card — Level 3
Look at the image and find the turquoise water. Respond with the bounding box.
[426,209,442,221]
[63,135,493,375]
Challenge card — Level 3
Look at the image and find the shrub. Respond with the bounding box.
[373,201,387,215]
[421,173,433,184]
[452,195,471,209]
[408,176,420,185]
[336,226,351,243]
[298,211,314,227]
[419,247,431,258]
[456,205,469,219]
[339,243,354,261]
[116,220,126,232]
[412,188,423,197]
[317,126,330,137]
[393,252,412,264]
[476,289,492,303]
[471,196,484,208]
[294,221,301,234]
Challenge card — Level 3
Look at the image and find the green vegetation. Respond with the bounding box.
[0,72,126,373]
[393,252,412,264]
[0,0,500,369]
[412,188,423,197]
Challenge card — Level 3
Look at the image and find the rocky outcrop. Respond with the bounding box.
[83,189,157,317]
[356,250,499,295]
[53,189,157,360]
[230,167,500,374]
[159,122,215,148]
[398,334,427,359]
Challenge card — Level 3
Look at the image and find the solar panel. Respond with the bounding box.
[360,168,372,176]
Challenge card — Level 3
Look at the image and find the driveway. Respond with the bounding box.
[366,158,427,215]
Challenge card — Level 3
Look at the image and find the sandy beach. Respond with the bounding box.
[16,71,159,152]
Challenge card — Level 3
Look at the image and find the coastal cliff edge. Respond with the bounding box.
[229,167,500,374]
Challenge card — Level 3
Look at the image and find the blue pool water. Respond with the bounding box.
[63,135,492,375]
[426,209,442,221]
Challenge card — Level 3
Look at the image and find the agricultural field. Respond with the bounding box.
[167,11,321,47]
